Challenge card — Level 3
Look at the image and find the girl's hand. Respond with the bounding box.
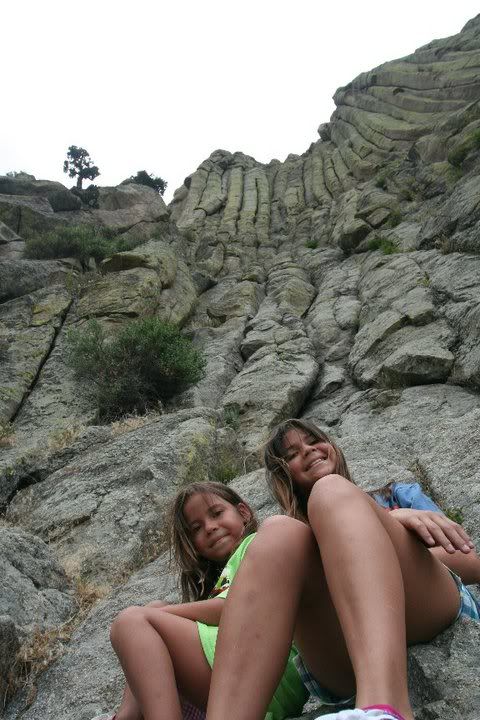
[389,508,475,554]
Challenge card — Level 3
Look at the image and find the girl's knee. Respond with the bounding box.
[146,599,167,608]
[110,605,144,645]
[261,514,311,540]
[307,474,358,518]
[253,515,314,559]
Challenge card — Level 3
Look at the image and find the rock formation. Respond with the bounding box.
[1,15,480,720]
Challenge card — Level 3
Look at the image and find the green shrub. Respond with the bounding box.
[445,164,464,184]
[122,170,167,196]
[223,404,240,431]
[384,209,402,229]
[305,238,318,249]
[25,226,112,263]
[375,173,387,190]
[448,145,470,168]
[66,318,206,420]
[114,234,147,252]
[48,190,82,212]
[71,184,100,208]
[447,129,480,167]
[24,225,145,264]
[398,179,417,202]
[6,170,30,178]
[368,236,399,255]
[211,460,239,485]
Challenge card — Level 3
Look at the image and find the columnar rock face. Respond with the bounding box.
[2,15,480,720]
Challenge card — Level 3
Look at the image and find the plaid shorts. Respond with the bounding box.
[180,698,206,720]
[294,570,480,706]
[450,569,480,621]
[293,653,354,708]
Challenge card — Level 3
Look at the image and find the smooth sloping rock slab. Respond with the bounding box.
[6,409,238,583]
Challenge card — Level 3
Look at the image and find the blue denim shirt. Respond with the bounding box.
[373,482,441,512]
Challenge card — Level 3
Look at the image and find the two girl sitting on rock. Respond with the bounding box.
[95,418,480,720]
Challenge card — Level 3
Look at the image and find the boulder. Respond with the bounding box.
[0,527,74,635]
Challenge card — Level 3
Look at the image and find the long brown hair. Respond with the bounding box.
[264,418,353,520]
[169,481,258,602]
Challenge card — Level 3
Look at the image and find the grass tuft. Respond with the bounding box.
[368,236,399,255]
[0,420,15,447]
[6,576,109,709]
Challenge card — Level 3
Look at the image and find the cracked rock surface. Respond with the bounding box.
[1,14,480,720]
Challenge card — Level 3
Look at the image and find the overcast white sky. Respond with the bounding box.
[3,1,479,202]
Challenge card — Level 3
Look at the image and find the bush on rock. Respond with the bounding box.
[48,190,82,212]
[122,170,167,196]
[66,318,205,420]
[24,225,144,264]
[70,184,100,209]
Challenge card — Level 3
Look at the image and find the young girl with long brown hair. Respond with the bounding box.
[95,481,308,720]
[205,419,480,720]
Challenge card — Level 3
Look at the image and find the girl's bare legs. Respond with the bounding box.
[206,516,351,720]
[115,684,141,720]
[110,606,211,720]
[113,601,169,720]
[207,476,460,720]
[305,475,459,717]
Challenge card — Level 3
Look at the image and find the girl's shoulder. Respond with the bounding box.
[228,532,256,566]
[210,533,256,599]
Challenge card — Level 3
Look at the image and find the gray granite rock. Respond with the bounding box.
[0,527,74,635]
[0,615,20,702]
[6,408,240,583]
[3,14,480,720]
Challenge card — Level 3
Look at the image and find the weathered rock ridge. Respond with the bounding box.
[1,15,480,720]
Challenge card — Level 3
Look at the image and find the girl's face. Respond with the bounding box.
[183,492,251,562]
[282,428,337,495]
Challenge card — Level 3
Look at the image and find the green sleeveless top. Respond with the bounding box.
[196,533,308,720]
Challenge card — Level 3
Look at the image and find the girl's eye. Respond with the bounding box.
[191,525,201,534]
[211,509,223,518]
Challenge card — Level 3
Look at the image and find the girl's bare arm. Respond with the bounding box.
[160,598,225,625]
[429,545,480,584]
[389,508,480,583]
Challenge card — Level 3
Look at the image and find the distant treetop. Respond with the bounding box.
[63,145,100,190]
[122,170,167,196]
[6,170,33,179]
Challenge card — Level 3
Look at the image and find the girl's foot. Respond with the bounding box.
[315,706,406,720]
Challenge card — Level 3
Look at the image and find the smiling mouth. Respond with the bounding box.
[210,536,228,548]
[306,457,327,471]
